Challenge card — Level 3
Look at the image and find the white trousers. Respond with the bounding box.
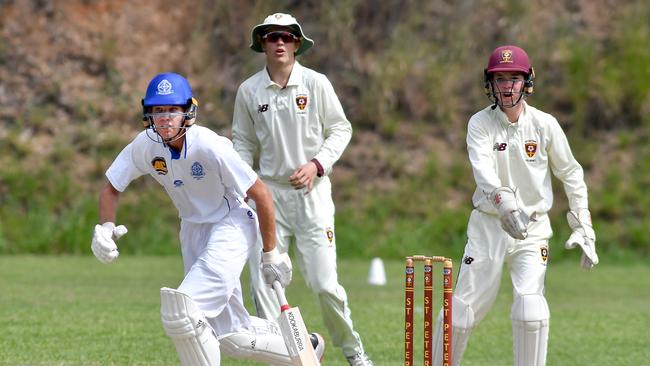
[177,204,257,336]
[455,209,551,322]
[248,177,365,357]
[446,209,551,364]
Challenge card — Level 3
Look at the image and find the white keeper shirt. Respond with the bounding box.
[105,125,257,224]
[467,102,588,216]
[231,61,352,184]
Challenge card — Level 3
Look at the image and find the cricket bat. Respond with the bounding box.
[272,281,321,366]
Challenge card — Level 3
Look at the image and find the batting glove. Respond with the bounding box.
[261,248,293,287]
[91,222,128,264]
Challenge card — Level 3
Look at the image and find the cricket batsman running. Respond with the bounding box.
[91,72,324,365]
[430,45,599,366]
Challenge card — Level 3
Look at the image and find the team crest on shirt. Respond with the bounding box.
[191,162,205,180]
[540,246,549,263]
[325,227,334,243]
[525,140,538,159]
[296,94,308,111]
[151,157,168,175]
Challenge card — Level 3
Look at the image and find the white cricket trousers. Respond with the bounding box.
[177,204,257,336]
[438,209,551,365]
[456,209,550,321]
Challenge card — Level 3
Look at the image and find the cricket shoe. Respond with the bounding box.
[310,333,326,362]
[346,351,373,366]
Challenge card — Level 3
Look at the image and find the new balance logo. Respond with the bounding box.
[258,104,269,113]
[493,142,507,151]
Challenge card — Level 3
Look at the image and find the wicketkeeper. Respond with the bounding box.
[91,72,324,365]
[431,45,598,366]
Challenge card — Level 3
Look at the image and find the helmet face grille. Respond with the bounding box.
[483,68,535,108]
[141,73,197,128]
[483,46,535,108]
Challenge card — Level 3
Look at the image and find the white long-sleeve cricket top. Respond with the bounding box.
[231,61,352,184]
[467,102,589,216]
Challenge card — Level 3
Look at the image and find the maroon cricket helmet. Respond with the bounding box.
[485,45,531,74]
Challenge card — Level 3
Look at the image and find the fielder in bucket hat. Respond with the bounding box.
[249,12,314,55]
[234,12,374,366]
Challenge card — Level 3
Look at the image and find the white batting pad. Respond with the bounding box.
[219,331,292,365]
[160,287,221,366]
[249,315,283,336]
[511,294,550,366]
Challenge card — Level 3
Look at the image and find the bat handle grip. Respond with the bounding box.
[272,281,290,309]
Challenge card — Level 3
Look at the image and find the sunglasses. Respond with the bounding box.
[262,31,298,43]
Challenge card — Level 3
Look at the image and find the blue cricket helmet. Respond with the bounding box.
[141,72,198,128]
[143,72,193,107]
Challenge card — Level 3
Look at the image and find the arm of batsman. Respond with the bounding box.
[261,248,293,287]
[490,187,532,240]
[91,222,128,264]
[565,210,598,269]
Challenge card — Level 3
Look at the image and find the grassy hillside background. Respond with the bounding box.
[1,0,649,261]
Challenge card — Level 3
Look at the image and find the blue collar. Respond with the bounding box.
[168,136,188,160]
[169,147,181,160]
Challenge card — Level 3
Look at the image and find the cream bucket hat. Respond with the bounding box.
[249,13,314,55]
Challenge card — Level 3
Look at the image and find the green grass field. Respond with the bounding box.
[1,256,648,365]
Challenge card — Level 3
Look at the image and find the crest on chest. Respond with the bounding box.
[151,157,168,175]
[524,139,538,161]
[295,94,308,111]
[191,162,205,180]
[524,140,537,158]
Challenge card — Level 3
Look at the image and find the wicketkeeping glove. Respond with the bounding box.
[261,248,293,287]
[91,222,128,264]
[490,186,531,240]
[565,209,598,269]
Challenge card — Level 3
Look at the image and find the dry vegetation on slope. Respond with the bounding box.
[1,0,649,256]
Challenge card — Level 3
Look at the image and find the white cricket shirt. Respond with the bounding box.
[467,102,588,216]
[232,61,352,184]
[106,125,257,223]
